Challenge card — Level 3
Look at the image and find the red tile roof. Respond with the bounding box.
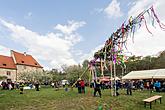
[12,50,43,68]
[0,55,16,69]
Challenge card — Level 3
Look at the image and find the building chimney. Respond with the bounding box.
[10,50,13,56]
[24,52,27,56]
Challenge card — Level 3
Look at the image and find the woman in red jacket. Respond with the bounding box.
[80,80,85,93]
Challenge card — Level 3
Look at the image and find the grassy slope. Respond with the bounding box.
[0,87,165,110]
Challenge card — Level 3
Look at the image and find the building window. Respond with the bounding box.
[6,71,11,76]
[21,61,24,63]
[35,63,37,65]
[24,66,26,69]
[3,64,7,66]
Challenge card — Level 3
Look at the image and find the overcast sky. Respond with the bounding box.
[0,0,165,70]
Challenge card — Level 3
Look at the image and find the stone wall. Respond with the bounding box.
[0,68,16,81]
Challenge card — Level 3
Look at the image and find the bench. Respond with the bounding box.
[143,95,162,109]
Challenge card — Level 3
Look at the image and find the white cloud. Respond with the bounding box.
[0,45,10,56]
[54,20,86,45]
[0,19,86,70]
[80,44,104,63]
[126,0,165,56]
[104,0,123,18]
[128,0,156,18]
[54,20,86,35]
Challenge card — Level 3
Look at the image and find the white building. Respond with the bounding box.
[0,50,43,81]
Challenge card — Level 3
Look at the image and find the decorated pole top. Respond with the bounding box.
[90,5,165,66]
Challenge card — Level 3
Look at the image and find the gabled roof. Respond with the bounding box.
[0,55,16,69]
[12,50,43,68]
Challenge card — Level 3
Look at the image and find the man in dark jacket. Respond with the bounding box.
[94,79,101,98]
[126,80,133,95]
[77,79,81,93]
[35,81,40,91]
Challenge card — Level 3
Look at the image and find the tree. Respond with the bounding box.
[64,65,83,82]
[154,51,165,68]
[19,71,52,83]
[48,69,64,81]
[82,60,90,81]
[82,60,89,69]
[0,76,7,81]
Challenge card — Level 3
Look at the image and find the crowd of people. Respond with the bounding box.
[1,81,15,90]
[1,78,165,97]
[115,80,165,96]
[89,79,165,97]
[0,81,41,94]
[51,81,60,90]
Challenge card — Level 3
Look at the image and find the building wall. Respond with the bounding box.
[0,68,16,81]
[16,65,43,80]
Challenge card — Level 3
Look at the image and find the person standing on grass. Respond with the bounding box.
[140,81,144,91]
[77,78,81,93]
[55,81,59,91]
[64,83,68,91]
[35,81,40,91]
[51,82,55,88]
[154,81,161,92]
[8,82,12,90]
[1,81,6,90]
[116,80,120,96]
[150,81,154,93]
[126,80,133,95]
[80,79,85,93]
[15,82,19,90]
[93,79,101,98]
[19,82,24,94]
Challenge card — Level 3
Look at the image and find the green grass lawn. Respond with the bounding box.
[0,87,165,110]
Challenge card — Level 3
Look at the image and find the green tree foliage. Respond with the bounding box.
[19,71,52,83]
[61,60,91,84]
[116,50,165,76]
[0,76,7,80]
[82,60,90,82]
[48,69,65,81]
[153,51,165,69]
[64,65,83,83]
[82,60,89,68]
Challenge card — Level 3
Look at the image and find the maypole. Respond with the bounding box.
[91,5,165,97]
[113,61,116,96]
[109,61,113,96]
[121,66,124,84]
[100,58,104,77]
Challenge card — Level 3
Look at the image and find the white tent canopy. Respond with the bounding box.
[122,69,165,80]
